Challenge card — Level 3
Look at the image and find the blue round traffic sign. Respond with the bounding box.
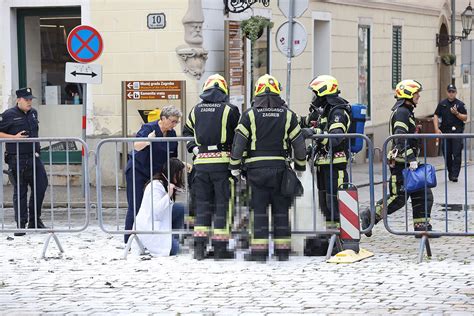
[67,25,103,63]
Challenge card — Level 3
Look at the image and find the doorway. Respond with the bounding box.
[438,23,451,101]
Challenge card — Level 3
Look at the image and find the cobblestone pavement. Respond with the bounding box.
[1,157,474,315]
[1,208,473,315]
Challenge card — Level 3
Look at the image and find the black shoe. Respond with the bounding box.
[360,208,372,237]
[14,221,27,236]
[212,240,235,260]
[414,223,441,238]
[193,237,207,261]
[452,177,458,182]
[275,249,290,261]
[244,250,268,262]
[28,218,46,229]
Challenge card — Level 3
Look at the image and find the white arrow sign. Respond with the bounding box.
[65,62,102,84]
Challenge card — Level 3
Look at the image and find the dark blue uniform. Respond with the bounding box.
[435,98,467,180]
[124,120,178,243]
[0,106,48,228]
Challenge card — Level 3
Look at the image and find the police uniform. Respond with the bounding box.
[303,76,351,229]
[124,120,178,244]
[0,88,48,233]
[361,80,434,236]
[183,74,240,260]
[435,89,467,181]
[230,74,306,261]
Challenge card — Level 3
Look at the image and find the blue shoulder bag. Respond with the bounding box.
[402,164,437,193]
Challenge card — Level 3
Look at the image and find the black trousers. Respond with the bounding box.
[375,164,433,223]
[441,137,463,179]
[247,168,292,251]
[8,157,48,225]
[193,170,234,239]
[316,163,349,224]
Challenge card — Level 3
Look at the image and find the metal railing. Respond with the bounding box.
[0,137,90,258]
[381,133,474,262]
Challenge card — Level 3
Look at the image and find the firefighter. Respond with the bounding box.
[183,74,240,260]
[360,79,434,237]
[301,75,351,230]
[230,74,306,262]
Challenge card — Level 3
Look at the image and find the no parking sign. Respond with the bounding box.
[67,25,103,63]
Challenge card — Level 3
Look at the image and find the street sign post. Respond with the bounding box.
[66,25,104,196]
[65,62,102,84]
[278,0,308,18]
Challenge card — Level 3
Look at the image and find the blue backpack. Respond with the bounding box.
[328,103,367,153]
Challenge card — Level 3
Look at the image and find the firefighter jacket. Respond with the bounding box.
[183,89,240,171]
[388,99,418,163]
[229,94,306,171]
[311,95,351,166]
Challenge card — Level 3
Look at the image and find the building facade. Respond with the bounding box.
[0,0,471,179]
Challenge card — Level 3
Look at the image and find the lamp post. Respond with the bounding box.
[436,2,473,47]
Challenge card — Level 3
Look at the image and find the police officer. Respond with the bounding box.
[301,75,351,230]
[230,74,306,262]
[434,84,468,182]
[124,105,182,244]
[0,88,48,236]
[183,74,240,260]
[360,79,434,236]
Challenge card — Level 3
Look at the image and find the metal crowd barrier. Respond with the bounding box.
[381,133,474,263]
[301,133,376,258]
[0,137,90,258]
[95,137,194,259]
[96,135,377,260]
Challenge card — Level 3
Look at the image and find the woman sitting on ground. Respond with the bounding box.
[133,158,185,256]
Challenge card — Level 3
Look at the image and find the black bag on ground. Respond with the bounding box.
[280,163,304,197]
[304,235,337,256]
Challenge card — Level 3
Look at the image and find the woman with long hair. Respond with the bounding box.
[133,158,186,256]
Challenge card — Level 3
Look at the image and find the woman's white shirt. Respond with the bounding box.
[133,180,174,257]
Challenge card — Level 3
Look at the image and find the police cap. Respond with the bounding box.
[16,87,36,99]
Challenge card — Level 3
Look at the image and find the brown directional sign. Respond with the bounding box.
[125,80,182,99]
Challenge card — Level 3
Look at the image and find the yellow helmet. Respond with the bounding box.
[308,75,339,97]
[395,79,422,99]
[254,74,282,96]
[202,74,228,95]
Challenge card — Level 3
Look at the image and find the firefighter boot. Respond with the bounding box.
[275,249,290,261]
[212,240,235,260]
[360,207,382,237]
[414,222,440,239]
[193,237,207,260]
[244,250,268,262]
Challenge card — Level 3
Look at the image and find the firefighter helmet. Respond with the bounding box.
[395,79,422,99]
[308,75,339,97]
[202,74,228,95]
[254,74,282,96]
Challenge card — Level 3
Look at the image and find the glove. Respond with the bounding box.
[409,161,418,171]
[231,169,241,177]
[192,147,199,156]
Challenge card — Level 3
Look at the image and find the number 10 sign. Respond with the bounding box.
[147,13,166,29]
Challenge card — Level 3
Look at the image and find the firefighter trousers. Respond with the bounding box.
[193,170,234,240]
[315,163,349,225]
[375,164,433,223]
[247,168,292,252]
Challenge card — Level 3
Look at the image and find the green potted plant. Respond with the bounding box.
[441,53,456,65]
[240,16,274,42]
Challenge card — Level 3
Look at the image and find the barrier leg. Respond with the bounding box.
[417,235,432,263]
[326,234,338,260]
[41,232,64,259]
[123,234,146,259]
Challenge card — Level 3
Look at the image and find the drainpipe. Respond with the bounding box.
[452,0,456,85]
